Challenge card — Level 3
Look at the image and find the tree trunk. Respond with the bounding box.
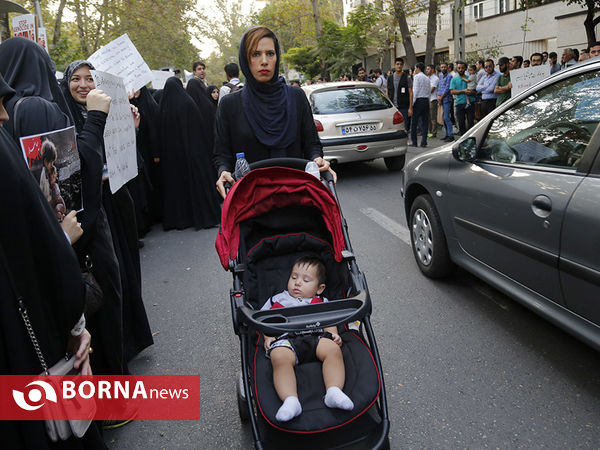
[583,0,598,46]
[73,0,89,55]
[391,0,417,67]
[52,0,67,46]
[425,0,438,65]
[310,0,328,78]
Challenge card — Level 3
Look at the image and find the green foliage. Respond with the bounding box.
[466,38,502,64]
[282,45,321,79]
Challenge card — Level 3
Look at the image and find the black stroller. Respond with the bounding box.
[216,159,389,449]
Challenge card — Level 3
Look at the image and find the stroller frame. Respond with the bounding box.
[220,158,390,449]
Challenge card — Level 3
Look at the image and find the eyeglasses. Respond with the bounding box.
[484,65,493,68]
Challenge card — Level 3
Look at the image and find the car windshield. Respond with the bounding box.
[310,87,392,114]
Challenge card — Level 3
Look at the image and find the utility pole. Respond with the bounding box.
[453,0,465,61]
[33,0,44,27]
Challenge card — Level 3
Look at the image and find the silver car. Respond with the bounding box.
[302,81,407,170]
[401,59,600,350]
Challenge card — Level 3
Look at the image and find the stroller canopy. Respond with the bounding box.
[216,167,345,270]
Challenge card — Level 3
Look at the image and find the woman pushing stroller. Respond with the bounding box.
[213,25,335,199]
[262,256,354,422]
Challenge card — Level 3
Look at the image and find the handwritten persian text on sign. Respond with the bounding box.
[88,34,153,94]
[511,66,551,97]
[90,70,137,193]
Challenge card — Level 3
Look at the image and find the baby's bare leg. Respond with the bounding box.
[270,347,302,421]
[316,337,345,389]
[270,347,297,400]
[317,337,354,410]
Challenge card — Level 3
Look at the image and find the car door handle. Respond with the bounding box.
[532,195,552,218]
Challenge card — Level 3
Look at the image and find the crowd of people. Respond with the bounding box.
[288,42,600,147]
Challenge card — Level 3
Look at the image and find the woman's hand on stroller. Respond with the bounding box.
[263,335,276,352]
[313,157,337,184]
[216,170,235,199]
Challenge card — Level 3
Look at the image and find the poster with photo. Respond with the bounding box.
[20,126,82,218]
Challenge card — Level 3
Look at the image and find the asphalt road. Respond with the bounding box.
[106,142,600,449]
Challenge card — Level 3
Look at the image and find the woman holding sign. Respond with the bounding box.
[213,26,334,198]
[61,60,154,370]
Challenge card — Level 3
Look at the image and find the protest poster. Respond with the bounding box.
[37,27,49,53]
[511,65,551,97]
[88,34,153,94]
[152,70,175,89]
[20,126,82,217]
[90,70,138,194]
[12,14,36,42]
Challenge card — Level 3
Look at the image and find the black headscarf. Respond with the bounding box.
[239,26,297,152]
[0,37,72,136]
[59,60,96,134]
[206,84,218,106]
[0,73,15,100]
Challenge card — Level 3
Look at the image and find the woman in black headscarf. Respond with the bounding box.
[206,84,219,107]
[61,60,153,363]
[128,87,160,235]
[213,26,333,198]
[158,77,221,230]
[0,40,131,380]
[0,73,101,449]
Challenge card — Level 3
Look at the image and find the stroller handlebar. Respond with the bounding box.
[247,157,335,183]
[237,290,371,336]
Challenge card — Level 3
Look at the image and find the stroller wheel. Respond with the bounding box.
[237,372,250,422]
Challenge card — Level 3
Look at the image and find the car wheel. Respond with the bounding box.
[409,194,453,278]
[237,372,250,422]
[384,155,405,171]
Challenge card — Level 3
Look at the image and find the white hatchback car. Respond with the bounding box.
[302,81,408,170]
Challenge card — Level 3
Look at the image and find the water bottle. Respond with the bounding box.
[305,161,320,179]
[233,152,250,181]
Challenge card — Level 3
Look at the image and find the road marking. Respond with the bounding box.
[360,207,411,246]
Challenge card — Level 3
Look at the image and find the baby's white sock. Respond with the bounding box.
[275,396,302,422]
[324,386,354,410]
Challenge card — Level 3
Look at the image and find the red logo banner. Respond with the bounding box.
[0,375,200,421]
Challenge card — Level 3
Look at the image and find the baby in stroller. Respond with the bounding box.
[261,256,354,422]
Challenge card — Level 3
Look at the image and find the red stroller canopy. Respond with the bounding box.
[215,167,345,270]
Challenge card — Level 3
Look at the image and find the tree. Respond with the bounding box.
[282,45,321,78]
[566,0,599,45]
[390,0,417,66]
[424,0,438,65]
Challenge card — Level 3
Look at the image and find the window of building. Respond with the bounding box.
[472,2,484,19]
[498,0,509,14]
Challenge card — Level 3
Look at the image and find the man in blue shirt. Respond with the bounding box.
[476,59,500,118]
[450,61,473,135]
[437,62,454,141]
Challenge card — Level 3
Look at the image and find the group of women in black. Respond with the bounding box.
[0,25,330,449]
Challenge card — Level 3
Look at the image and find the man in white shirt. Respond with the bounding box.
[219,62,244,103]
[426,64,439,138]
[411,62,431,147]
[373,68,386,91]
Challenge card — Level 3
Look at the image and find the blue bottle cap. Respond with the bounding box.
[236,152,245,159]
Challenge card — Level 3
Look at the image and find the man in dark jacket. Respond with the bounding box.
[386,57,412,133]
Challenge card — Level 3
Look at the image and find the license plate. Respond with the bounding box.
[341,124,377,135]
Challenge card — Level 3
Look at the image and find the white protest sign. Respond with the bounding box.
[511,65,551,97]
[90,70,137,194]
[88,34,153,94]
[152,70,175,90]
[12,14,36,42]
[37,27,49,53]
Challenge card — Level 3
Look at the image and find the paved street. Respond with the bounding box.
[106,139,600,449]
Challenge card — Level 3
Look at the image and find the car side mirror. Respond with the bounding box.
[452,137,477,162]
